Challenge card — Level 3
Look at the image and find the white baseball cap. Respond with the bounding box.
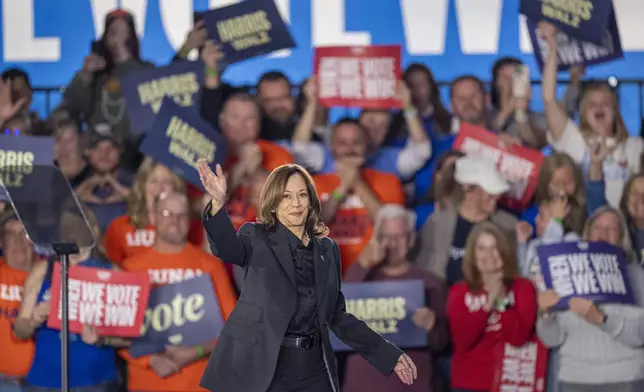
[454,156,510,196]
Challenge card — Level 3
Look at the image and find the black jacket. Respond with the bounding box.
[200,206,402,392]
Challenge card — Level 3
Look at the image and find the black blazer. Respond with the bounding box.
[200,206,402,392]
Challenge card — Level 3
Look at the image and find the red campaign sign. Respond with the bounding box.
[47,264,151,337]
[453,123,544,211]
[314,45,402,109]
[492,337,549,392]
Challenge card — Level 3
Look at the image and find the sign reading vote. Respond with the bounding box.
[203,0,296,65]
[330,280,425,351]
[129,275,224,357]
[0,134,55,201]
[492,338,549,392]
[519,0,613,45]
[314,45,402,109]
[47,264,151,337]
[537,241,634,310]
[120,61,203,135]
[527,14,623,72]
[453,123,543,211]
[139,99,227,189]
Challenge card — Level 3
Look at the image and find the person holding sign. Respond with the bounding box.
[14,208,125,391]
[447,221,537,392]
[343,205,448,392]
[199,161,416,392]
[537,206,644,392]
[121,191,236,392]
[539,21,643,208]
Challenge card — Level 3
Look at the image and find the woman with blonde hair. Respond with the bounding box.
[620,173,644,262]
[103,157,185,265]
[447,221,537,392]
[537,206,644,392]
[539,22,642,208]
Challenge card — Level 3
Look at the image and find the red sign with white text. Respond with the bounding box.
[314,45,402,108]
[453,123,544,211]
[492,337,549,392]
[47,264,151,337]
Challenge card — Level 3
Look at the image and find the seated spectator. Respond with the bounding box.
[0,211,37,390]
[537,206,644,391]
[540,22,642,208]
[14,207,125,392]
[121,192,236,392]
[314,118,405,272]
[343,205,448,392]
[620,173,644,262]
[76,127,133,232]
[62,9,154,170]
[53,118,90,188]
[103,158,185,266]
[447,221,537,392]
[414,156,516,286]
[489,57,548,149]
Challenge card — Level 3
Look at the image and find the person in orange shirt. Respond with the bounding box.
[0,211,37,390]
[103,158,186,266]
[314,118,405,272]
[121,191,237,392]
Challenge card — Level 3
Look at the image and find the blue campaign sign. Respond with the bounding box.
[139,98,227,189]
[519,0,613,45]
[129,274,224,357]
[0,134,55,201]
[536,241,635,310]
[119,60,204,135]
[527,14,623,72]
[203,0,296,64]
[330,280,426,351]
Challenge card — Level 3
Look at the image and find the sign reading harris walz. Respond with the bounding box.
[526,9,623,71]
[203,0,296,64]
[536,241,635,310]
[330,280,426,351]
[129,275,224,357]
[520,0,614,45]
[119,61,204,135]
[139,98,227,189]
[0,134,55,201]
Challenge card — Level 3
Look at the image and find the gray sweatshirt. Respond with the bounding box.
[536,263,644,384]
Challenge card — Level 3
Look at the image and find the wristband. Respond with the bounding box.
[205,67,219,78]
[403,107,418,119]
[195,344,205,358]
[552,217,564,224]
[331,191,345,201]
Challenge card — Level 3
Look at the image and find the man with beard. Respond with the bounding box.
[257,71,298,141]
[121,191,237,392]
[314,118,405,273]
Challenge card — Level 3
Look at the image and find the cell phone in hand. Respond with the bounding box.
[512,64,530,99]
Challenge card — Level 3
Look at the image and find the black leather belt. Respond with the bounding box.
[281,334,318,349]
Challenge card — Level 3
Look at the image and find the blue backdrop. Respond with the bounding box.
[1,0,643,130]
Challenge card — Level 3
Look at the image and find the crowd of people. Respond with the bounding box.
[0,8,644,392]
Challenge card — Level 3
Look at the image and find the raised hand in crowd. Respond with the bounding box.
[395,80,412,109]
[538,21,558,47]
[550,191,569,221]
[198,159,227,214]
[303,75,318,104]
[149,354,179,378]
[358,237,388,269]
[537,290,560,313]
[588,136,611,180]
[335,156,364,190]
[0,78,27,125]
[412,307,437,332]
[202,40,225,88]
[80,53,106,84]
[515,221,534,244]
[181,20,207,55]
[569,297,606,325]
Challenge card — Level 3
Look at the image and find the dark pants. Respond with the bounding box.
[267,344,333,392]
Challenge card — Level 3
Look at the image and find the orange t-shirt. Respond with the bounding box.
[103,216,156,267]
[314,168,405,272]
[0,263,34,377]
[121,243,237,392]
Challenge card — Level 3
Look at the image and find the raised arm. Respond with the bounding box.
[539,22,570,142]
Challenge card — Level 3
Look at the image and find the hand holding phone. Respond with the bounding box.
[512,65,530,123]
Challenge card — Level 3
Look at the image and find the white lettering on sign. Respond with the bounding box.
[0,284,22,302]
[500,342,539,389]
[126,230,155,248]
[548,251,627,297]
[104,284,141,327]
[460,137,502,164]
[361,58,396,99]
[147,268,204,285]
[140,292,205,335]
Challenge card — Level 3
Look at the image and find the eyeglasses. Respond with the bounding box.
[157,209,190,220]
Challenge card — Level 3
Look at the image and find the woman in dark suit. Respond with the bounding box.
[197,159,417,392]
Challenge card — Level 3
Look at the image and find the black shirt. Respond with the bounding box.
[277,222,319,335]
[446,214,475,287]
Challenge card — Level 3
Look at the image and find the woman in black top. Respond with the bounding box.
[197,160,416,392]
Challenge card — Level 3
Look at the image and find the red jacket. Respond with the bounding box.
[447,277,537,391]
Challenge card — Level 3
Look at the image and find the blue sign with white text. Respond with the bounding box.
[537,241,635,310]
[203,0,296,64]
[139,98,227,189]
[330,280,426,351]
